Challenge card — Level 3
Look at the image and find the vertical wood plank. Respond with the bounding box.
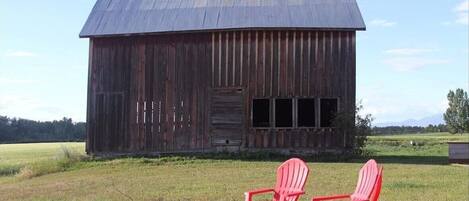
[225,32,230,87]
[232,32,237,86]
[287,31,294,97]
[166,38,176,152]
[280,31,287,96]
[145,40,154,151]
[240,32,245,86]
[86,39,94,153]
[248,31,256,147]
[272,31,279,98]
[299,32,304,96]
[227,32,233,87]
[212,33,215,88]
[218,32,222,87]
[234,32,241,87]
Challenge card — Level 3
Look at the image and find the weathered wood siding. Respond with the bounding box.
[86,30,356,154]
[211,31,356,151]
[87,34,212,153]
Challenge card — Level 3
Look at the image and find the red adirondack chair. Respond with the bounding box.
[244,158,310,201]
[311,160,381,201]
[369,166,383,201]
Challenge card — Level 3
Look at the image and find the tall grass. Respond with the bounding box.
[0,164,21,176]
[15,146,87,179]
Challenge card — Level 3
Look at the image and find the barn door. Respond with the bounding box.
[94,93,125,152]
[210,88,245,147]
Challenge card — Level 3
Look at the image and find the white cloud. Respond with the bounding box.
[454,0,468,25]
[383,57,449,72]
[455,0,469,12]
[0,94,70,121]
[369,19,397,27]
[384,48,437,56]
[365,101,446,124]
[456,12,468,25]
[358,86,448,124]
[4,51,38,58]
[383,47,449,72]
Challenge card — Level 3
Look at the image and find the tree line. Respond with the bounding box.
[372,124,448,135]
[0,116,85,143]
[373,88,468,135]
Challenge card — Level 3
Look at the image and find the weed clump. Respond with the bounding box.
[0,164,21,176]
[55,146,86,169]
[15,146,87,180]
[16,166,34,179]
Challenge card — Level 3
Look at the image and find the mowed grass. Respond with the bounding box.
[0,133,468,201]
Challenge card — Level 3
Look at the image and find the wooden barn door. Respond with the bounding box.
[93,92,125,152]
[210,88,245,147]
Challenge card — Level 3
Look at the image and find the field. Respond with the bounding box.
[0,133,468,201]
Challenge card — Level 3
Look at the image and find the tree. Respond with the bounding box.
[333,102,373,155]
[444,89,469,134]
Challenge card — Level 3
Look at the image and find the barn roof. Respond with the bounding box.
[80,0,366,38]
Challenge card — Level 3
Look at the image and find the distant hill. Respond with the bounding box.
[374,114,444,127]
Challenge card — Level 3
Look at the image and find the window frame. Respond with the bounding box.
[297,98,317,128]
[250,97,339,129]
[319,97,340,128]
[251,98,272,128]
[274,98,295,128]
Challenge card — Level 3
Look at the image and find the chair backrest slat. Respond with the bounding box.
[369,166,383,201]
[351,160,379,201]
[273,158,309,201]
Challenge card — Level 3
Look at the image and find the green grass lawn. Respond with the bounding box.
[0,133,468,201]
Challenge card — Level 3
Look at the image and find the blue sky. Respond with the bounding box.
[0,0,467,124]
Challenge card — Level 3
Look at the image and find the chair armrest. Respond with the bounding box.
[278,191,306,201]
[312,194,351,201]
[245,188,275,195]
[286,191,305,197]
[244,188,275,201]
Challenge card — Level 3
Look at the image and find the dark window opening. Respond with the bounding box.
[275,99,293,127]
[252,99,270,127]
[298,99,315,127]
[320,98,338,127]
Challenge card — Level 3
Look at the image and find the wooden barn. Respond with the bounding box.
[80,0,366,155]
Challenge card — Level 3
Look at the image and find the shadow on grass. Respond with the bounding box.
[91,151,450,166]
[366,155,449,165]
[179,151,452,166]
[93,151,365,163]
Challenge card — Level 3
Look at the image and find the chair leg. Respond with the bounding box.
[244,193,252,201]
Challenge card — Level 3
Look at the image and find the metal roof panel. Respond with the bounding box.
[80,0,366,37]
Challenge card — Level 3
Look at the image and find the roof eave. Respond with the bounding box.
[79,27,367,38]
